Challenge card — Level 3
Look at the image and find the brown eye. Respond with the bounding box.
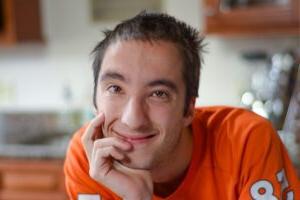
[151,90,169,100]
[107,85,122,94]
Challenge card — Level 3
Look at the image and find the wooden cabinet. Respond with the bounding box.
[202,0,300,36]
[0,0,43,45]
[0,159,66,200]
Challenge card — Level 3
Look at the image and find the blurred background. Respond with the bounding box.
[0,0,299,199]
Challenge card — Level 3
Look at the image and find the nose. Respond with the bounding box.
[120,97,149,130]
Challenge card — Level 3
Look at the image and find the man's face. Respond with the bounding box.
[96,40,193,170]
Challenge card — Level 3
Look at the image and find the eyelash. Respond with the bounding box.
[107,85,122,94]
[150,90,170,99]
[106,85,170,101]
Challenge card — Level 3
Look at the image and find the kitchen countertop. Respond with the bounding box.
[0,143,68,159]
[0,134,71,159]
[0,110,81,159]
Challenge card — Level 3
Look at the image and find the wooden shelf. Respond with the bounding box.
[203,0,300,36]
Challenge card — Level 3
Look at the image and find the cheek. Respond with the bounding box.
[150,104,184,132]
[97,95,123,135]
[97,96,115,116]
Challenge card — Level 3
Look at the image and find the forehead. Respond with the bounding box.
[100,40,184,84]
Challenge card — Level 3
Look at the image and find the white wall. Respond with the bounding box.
[0,0,299,111]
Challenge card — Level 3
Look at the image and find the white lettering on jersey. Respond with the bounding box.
[78,194,101,200]
[250,168,294,200]
[276,169,294,200]
[250,180,278,200]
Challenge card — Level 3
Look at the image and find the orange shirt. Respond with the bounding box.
[64,106,300,199]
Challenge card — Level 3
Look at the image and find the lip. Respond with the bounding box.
[113,130,157,145]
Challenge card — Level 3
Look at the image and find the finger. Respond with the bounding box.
[85,113,105,141]
[91,146,129,184]
[113,161,150,176]
[113,161,153,190]
[81,113,105,161]
[94,137,132,152]
[93,146,126,165]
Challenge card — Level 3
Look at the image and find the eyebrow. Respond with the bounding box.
[99,71,126,82]
[147,79,178,93]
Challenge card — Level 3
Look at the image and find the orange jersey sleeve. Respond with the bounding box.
[186,107,300,200]
[234,115,300,199]
[64,125,122,200]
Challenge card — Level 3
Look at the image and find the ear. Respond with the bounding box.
[183,97,195,127]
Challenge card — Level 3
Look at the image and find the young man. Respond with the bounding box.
[64,12,299,200]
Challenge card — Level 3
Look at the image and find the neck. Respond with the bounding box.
[152,126,193,197]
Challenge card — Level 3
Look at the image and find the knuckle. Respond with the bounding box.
[94,147,106,158]
[93,139,103,148]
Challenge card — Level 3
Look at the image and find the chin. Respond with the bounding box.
[121,148,156,169]
[121,158,153,170]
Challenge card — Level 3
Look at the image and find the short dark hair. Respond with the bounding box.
[92,11,205,115]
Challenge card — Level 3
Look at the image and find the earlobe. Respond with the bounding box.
[183,98,195,127]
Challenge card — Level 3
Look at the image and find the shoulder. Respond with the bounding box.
[193,106,275,139]
[194,106,270,126]
[70,125,87,148]
[67,124,88,159]
[64,124,89,178]
[192,107,300,198]
[192,106,281,169]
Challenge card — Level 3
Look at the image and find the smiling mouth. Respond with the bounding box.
[113,131,157,144]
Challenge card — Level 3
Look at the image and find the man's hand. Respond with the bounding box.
[81,113,153,200]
